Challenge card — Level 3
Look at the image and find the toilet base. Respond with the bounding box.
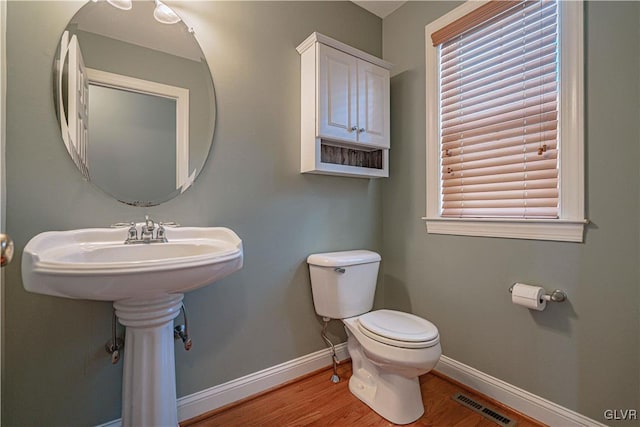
[347,335,426,425]
[349,367,424,425]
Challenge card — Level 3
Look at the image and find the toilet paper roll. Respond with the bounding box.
[511,283,546,311]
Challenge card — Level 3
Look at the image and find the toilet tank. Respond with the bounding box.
[307,250,381,319]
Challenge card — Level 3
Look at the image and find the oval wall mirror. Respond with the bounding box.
[53,0,216,206]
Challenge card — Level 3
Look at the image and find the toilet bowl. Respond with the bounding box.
[307,250,442,425]
[344,310,441,424]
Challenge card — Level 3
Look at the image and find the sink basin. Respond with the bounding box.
[22,226,243,301]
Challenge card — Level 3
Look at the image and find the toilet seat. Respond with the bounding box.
[358,309,439,349]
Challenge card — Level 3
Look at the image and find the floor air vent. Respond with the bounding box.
[452,393,517,427]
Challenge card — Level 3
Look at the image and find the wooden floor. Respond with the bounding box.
[184,362,545,427]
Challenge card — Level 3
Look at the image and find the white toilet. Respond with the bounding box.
[307,250,441,425]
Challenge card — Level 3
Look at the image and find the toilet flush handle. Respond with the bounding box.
[334,267,345,274]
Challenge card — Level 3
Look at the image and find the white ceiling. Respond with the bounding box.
[351,1,407,19]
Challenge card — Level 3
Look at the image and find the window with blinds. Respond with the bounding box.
[436,0,559,219]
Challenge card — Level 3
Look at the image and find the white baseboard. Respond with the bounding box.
[435,355,607,427]
[95,343,349,427]
[177,342,349,421]
[96,418,121,427]
[97,348,605,427]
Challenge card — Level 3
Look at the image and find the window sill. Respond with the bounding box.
[422,217,588,242]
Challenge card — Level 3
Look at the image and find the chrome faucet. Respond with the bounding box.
[140,215,156,242]
[114,216,177,244]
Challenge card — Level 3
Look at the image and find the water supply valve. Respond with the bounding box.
[106,338,124,364]
[174,303,192,351]
[174,324,192,351]
[105,310,124,364]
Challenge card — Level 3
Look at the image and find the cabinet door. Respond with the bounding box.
[357,60,389,148]
[317,44,358,142]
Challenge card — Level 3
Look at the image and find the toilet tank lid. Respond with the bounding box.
[307,250,381,267]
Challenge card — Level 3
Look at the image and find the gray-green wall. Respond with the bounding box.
[4,2,382,425]
[89,86,177,202]
[382,1,640,424]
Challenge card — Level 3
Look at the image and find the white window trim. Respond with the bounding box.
[423,0,587,243]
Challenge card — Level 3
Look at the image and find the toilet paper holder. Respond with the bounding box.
[508,284,567,303]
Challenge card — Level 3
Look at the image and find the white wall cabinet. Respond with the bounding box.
[297,33,392,178]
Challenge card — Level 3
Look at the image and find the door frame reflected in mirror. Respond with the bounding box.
[85,68,191,191]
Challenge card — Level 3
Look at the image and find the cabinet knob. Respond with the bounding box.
[358,128,365,133]
[350,126,358,132]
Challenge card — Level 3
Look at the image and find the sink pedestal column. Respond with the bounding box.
[114,293,184,427]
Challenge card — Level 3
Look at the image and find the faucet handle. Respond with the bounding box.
[156,222,178,243]
[156,225,168,242]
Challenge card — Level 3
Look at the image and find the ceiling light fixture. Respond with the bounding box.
[106,0,132,11]
[103,0,181,25]
[153,0,182,25]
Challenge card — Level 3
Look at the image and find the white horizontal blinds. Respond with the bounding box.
[439,0,559,218]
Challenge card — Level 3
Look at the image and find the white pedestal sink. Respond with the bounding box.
[22,225,243,426]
